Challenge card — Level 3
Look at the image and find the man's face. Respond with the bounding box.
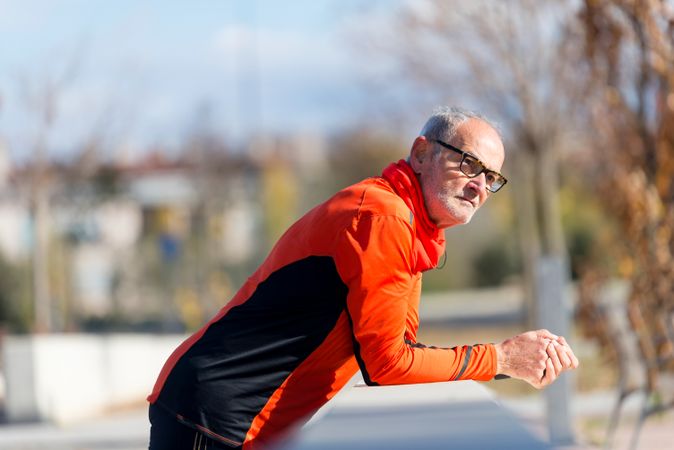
[410,118,505,229]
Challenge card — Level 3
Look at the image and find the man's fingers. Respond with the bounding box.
[547,342,563,376]
[540,358,555,387]
[553,342,572,368]
[562,342,580,368]
[555,338,580,369]
[567,348,579,368]
[551,335,581,370]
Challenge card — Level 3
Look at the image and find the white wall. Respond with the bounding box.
[2,333,186,425]
[0,201,30,262]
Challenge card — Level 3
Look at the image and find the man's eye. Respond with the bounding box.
[466,158,482,172]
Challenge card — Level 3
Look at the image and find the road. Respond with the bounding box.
[0,406,148,450]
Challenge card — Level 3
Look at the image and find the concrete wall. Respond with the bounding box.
[2,333,186,424]
[279,379,551,450]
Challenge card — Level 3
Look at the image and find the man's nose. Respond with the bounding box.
[468,172,487,192]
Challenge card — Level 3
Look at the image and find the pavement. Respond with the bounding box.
[0,406,149,450]
[0,388,672,450]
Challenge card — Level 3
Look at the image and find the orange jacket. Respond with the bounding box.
[148,160,497,449]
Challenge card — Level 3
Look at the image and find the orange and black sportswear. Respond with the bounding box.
[148,160,498,449]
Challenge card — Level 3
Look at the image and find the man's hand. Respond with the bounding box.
[545,335,579,378]
[493,329,579,389]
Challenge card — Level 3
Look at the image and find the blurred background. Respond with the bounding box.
[1,0,673,449]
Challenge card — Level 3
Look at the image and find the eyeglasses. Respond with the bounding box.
[432,139,508,193]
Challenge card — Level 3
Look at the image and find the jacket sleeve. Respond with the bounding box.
[334,214,496,385]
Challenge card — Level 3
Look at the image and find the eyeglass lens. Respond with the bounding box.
[460,155,505,191]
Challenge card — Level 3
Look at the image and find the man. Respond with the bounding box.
[148,107,579,450]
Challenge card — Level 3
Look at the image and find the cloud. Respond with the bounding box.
[0,0,55,31]
[0,2,386,156]
[212,23,346,75]
[213,24,253,56]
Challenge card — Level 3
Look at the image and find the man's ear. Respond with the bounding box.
[409,136,431,174]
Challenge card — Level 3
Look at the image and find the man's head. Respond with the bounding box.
[409,106,506,229]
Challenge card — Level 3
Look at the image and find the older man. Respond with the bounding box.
[148,107,578,450]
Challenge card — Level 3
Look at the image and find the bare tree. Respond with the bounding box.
[363,0,586,325]
[17,54,80,332]
[358,0,587,443]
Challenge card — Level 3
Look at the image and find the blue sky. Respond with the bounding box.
[0,0,399,161]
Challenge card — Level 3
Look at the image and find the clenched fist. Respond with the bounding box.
[494,329,579,389]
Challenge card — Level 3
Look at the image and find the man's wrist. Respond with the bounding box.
[491,344,503,376]
[491,342,504,377]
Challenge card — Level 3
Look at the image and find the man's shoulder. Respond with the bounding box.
[347,177,411,222]
[308,177,410,234]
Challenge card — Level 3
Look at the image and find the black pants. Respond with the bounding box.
[148,404,242,450]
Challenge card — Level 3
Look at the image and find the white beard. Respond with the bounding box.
[422,172,477,227]
[436,188,476,224]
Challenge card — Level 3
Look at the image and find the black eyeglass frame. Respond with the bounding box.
[432,139,508,193]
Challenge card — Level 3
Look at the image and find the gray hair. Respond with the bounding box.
[419,106,501,143]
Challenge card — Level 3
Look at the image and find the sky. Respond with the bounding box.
[0,0,399,162]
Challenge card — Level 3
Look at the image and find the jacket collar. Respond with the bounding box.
[382,159,446,270]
